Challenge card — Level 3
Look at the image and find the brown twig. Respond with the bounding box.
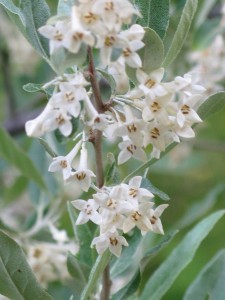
[88,47,111,299]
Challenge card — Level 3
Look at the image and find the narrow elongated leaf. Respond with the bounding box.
[67,252,90,282]
[0,128,46,190]
[184,250,225,300]
[0,0,51,63]
[163,0,198,67]
[175,183,225,229]
[122,91,225,182]
[198,92,225,120]
[194,0,217,29]
[0,230,52,300]
[139,27,164,73]
[67,202,93,267]
[140,210,225,300]
[136,0,169,39]
[141,178,170,201]
[19,0,50,58]
[80,251,111,300]
[111,271,141,300]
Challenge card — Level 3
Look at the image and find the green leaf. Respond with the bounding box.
[175,183,225,230]
[140,210,225,300]
[105,152,121,185]
[67,252,90,282]
[192,18,222,50]
[51,46,87,74]
[80,251,111,300]
[126,27,164,84]
[184,250,225,300]
[0,128,46,190]
[0,0,26,36]
[194,0,218,29]
[142,230,179,260]
[198,92,225,120]
[97,68,117,95]
[0,230,53,300]
[0,0,52,64]
[4,176,28,202]
[57,0,77,16]
[136,0,169,39]
[140,27,164,73]
[20,0,50,57]
[111,271,141,300]
[141,178,170,201]
[163,0,198,67]
[38,138,58,158]
[67,202,93,267]
[23,83,54,96]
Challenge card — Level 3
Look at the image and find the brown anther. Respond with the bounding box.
[54,30,63,41]
[76,172,86,181]
[181,104,190,115]
[73,32,84,41]
[65,92,75,102]
[150,127,160,139]
[127,144,137,154]
[110,237,118,246]
[129,188,138,198]
[123,48,132,57]
[33,249,42,258]
[104,36,115,47]
[150,215,157,224]
[60,160,68,168]
[132,211,141,221]
[84,12,98,24]
[56,114,65,125]
[84,204,92,215]
[127,123,137,133]
[107,198,116,208]
[145,79,156,88]
[105,1,114,11]
[94,117,101,123]
[151,101,161,112]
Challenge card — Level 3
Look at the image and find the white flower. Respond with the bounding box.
[71,198,101,225]
[120,24,145,68]
[39,21,69,54]
[48,140,82,180]
[118,138,147,165]
[91,230,128,257]
[25,105,72,137]
[49,223,69,244]
[122,176,154,205]
[66,144,95,192]
[94,186,132,215]
[113,105,145,146]
[96,32,127,66]
[123,202,154,234]
[176,95,203,127]
[63,6,95,53]
[143,122,180,155]
[92,0,140,31]
[147,204,169,235]
[136,68,167,99]
[50,82,85,118]
[142,94,173,125]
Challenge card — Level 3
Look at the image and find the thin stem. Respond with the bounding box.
[100,265,111,300]
[88,46,105,113]
[88,46,111,298]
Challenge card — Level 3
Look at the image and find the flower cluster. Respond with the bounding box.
[26,224,76,287]
[24,0,207,258]
[72,176,168,257]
